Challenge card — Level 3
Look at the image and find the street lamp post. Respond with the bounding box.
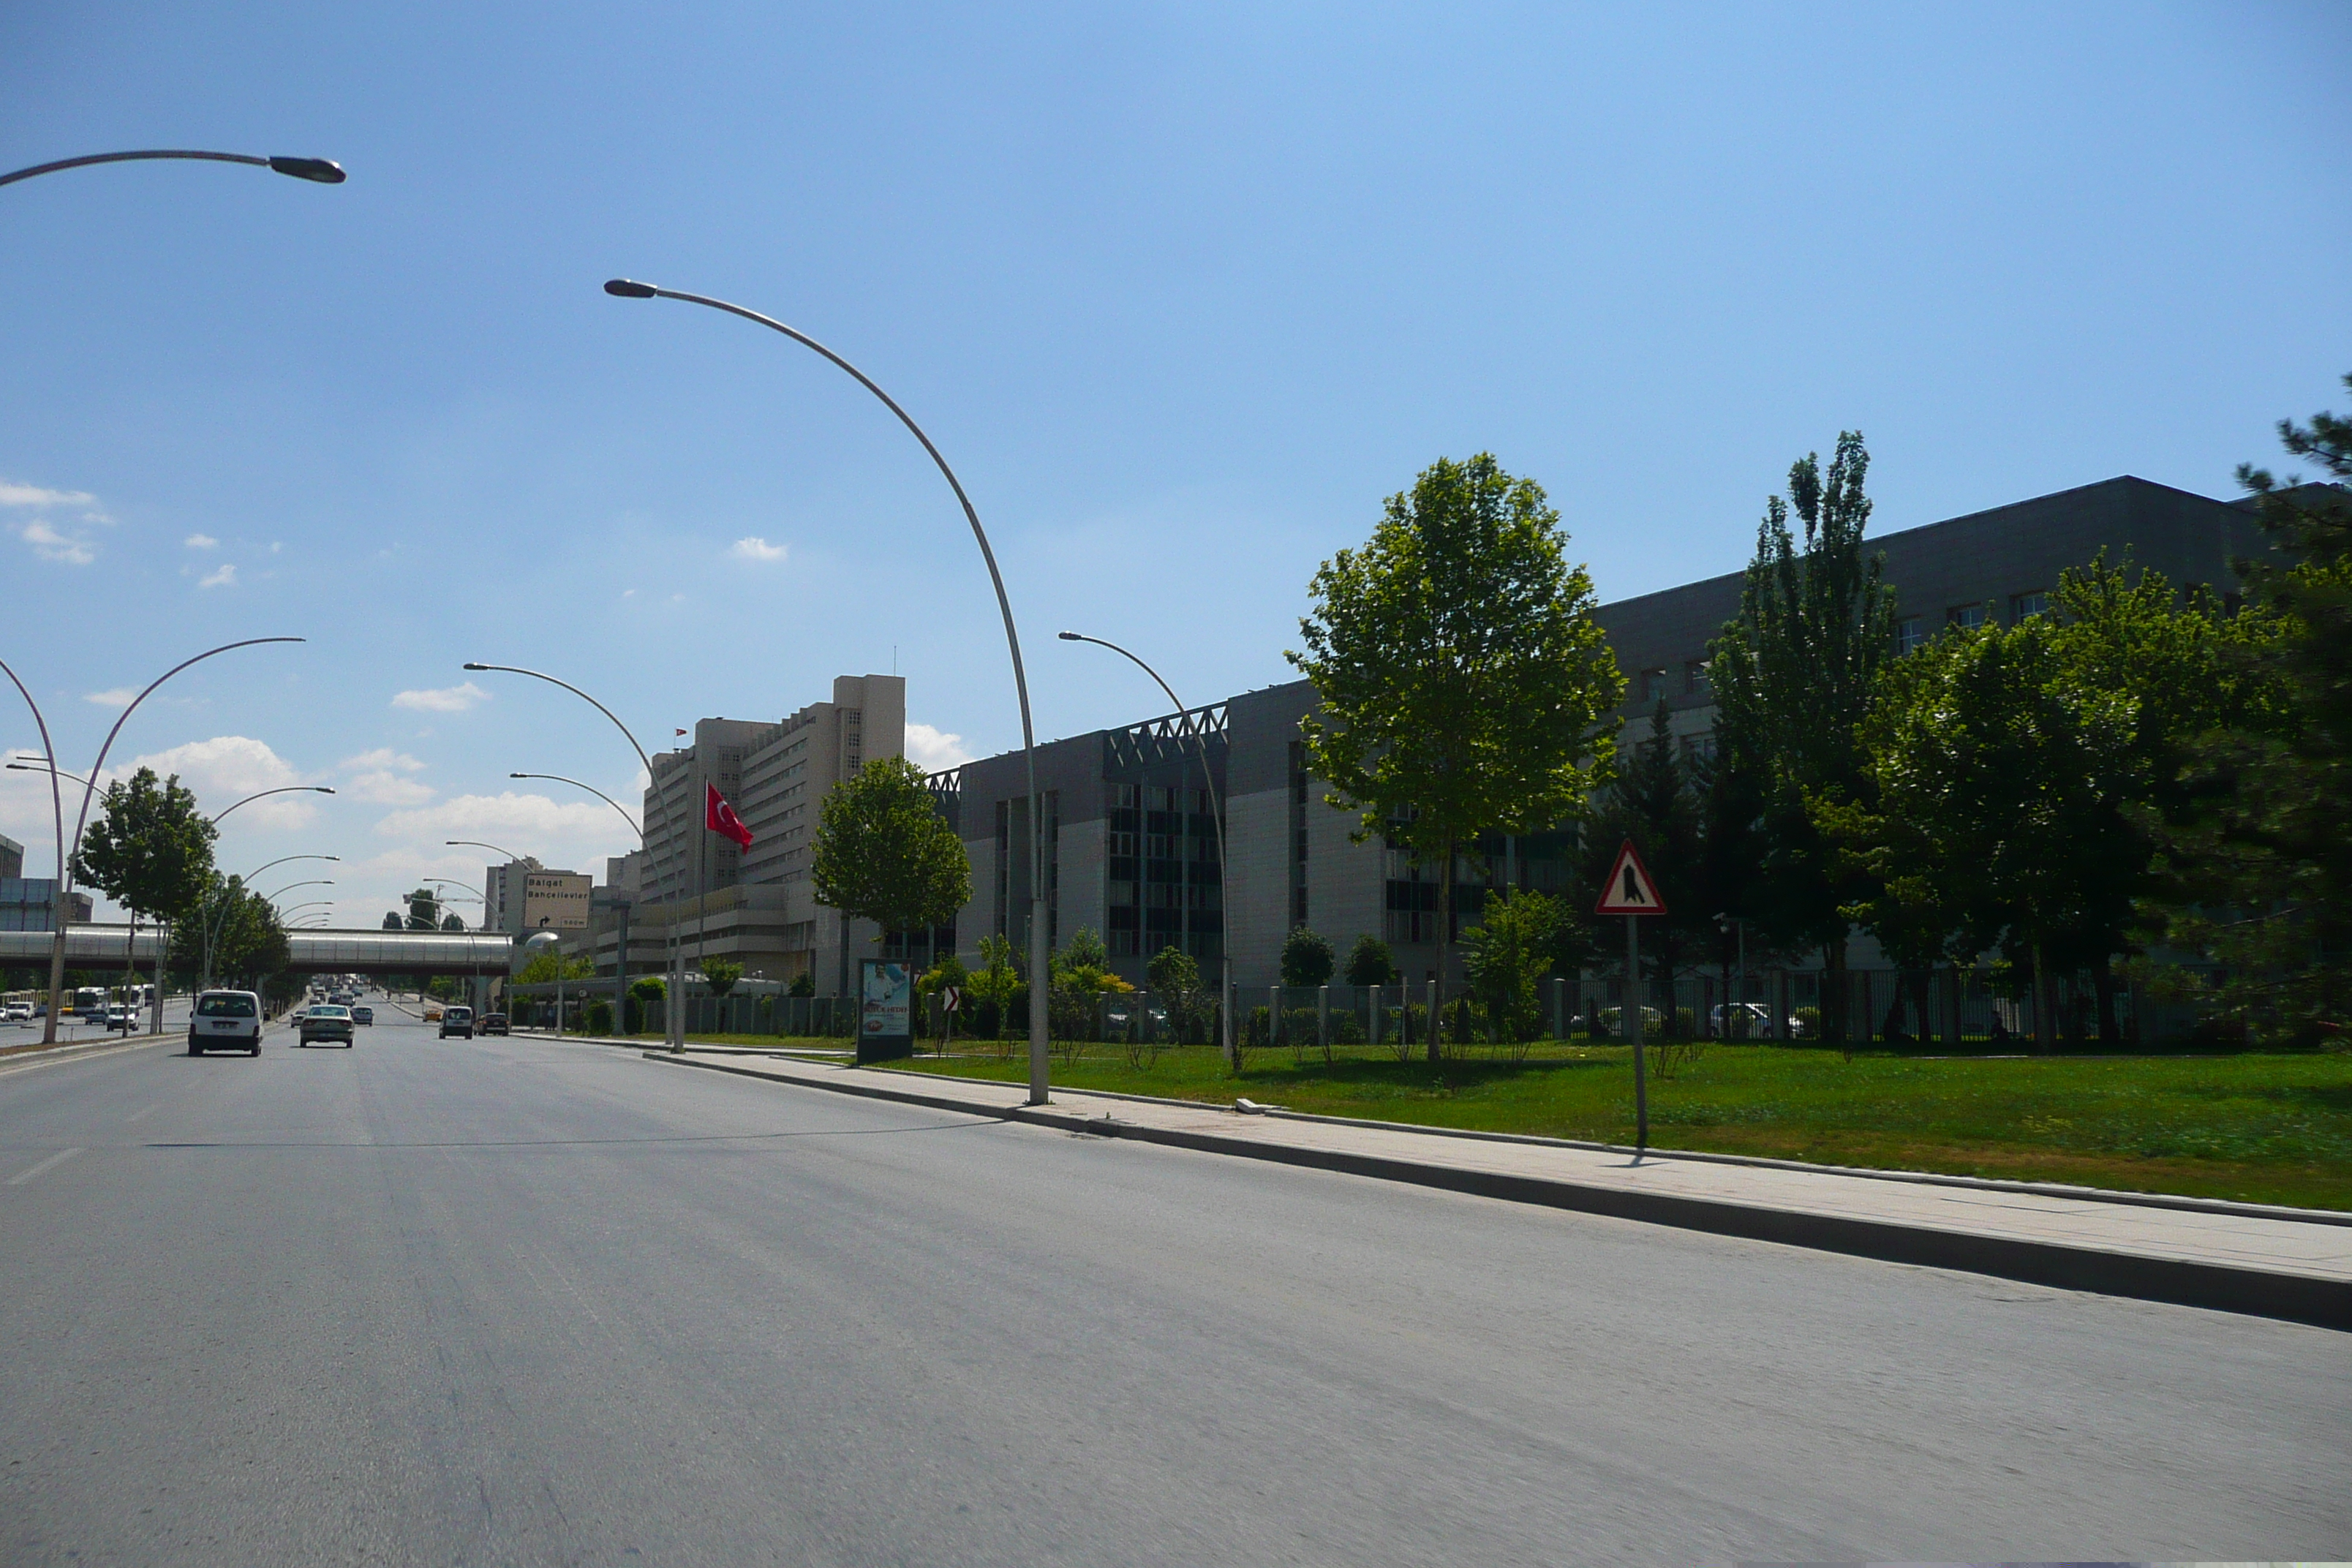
[0,638,302,1044]
[603,279,1053,1103]
[1,149,344,189]
[212,785,335,823]
[1058,631,1235,1068]
[459,667,683,1051]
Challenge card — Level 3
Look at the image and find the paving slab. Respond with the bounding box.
[614,1044,2351,1330]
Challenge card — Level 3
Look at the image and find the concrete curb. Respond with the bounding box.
[641,1049,2352,1333]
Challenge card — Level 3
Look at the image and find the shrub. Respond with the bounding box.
[1281,927,1335,987]
[1343,933,1396,988]
[584,998,614,1036]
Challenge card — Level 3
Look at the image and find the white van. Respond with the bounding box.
[189,990,263,1056]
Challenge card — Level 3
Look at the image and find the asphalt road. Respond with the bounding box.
[0,1001,2342,1565]
[4,992,195,1045]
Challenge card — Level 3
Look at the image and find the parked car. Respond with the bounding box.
[439,1005,475,1041]
[1710,1001,1800,1039]
[1,1002,31,1023]
[189,990,263,1056]
[351,1006,374,1025]
[478,1012,508,1036]
[1575,1006,1664,1036]
[299,1005,356,1048]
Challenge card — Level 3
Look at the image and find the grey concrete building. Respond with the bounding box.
[0,833,20,881]
[937,475,2266,987]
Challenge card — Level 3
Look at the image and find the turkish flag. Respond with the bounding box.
[706,783,754,848]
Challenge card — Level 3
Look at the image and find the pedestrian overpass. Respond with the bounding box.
[0,924,521,976]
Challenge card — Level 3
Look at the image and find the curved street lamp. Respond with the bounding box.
[260,880,334,905]
[0,638,303,1044]
[212,784,334,823]
[1059,631,1235,1068]
[460,667,683,1048]
[446,838,532,864]
[1,149,344,189]
[507,774,642,843]
[602,279,1051,1099]
[200,853,339,988]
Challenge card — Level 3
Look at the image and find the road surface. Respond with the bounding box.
[0,1000,2341,1564]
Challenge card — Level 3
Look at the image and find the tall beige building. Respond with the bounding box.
[575,674,907,995]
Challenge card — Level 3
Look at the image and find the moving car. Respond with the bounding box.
[478,1012,508,1036]
[423,1003,444,1022]
[299,1004,356,1048]
[439,1005,475,1040]
[105,1004,137,1032]
[351,1006,374,1025]
[2,1002,32,1023]
[189,990,263,1055]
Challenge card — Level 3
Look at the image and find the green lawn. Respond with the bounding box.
[875,1039,2352,1211]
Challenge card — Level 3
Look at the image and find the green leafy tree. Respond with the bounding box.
[1145,943,1208,1044]
[2163,377,2352,1040]
[1279,926,1335,987]
[1290,453,1623,1060]
[1343,933,1396,988]
[962,933,1025,1044]
[1460,889,1569,1049]
[170,881,289,989]
[1707,433,1897,1042]
[701,956,742,997]
[787,970,815,998]
[381,911,402,930]
[515,946,597,986]
[405,889,442,931]
[72,767,216,925]
[812,757,972,948]
[440,912,465,932]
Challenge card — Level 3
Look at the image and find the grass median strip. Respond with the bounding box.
[867,1041,2352,1212]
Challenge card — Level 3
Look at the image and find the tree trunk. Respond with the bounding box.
[1428,839,1454,1065]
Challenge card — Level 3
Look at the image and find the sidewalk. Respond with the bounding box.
[586,1040,2351,1329]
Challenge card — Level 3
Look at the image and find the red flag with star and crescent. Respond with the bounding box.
[706,783,753,848]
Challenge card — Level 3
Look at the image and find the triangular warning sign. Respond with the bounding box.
[1594,838,1667,916]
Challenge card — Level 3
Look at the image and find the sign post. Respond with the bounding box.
[856,958,915,1064]
[1595,838,1667,1156]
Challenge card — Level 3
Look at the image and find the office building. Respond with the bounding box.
[939,475,2269,987]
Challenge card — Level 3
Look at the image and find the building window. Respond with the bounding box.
[1894,616,1924,655]
[1642,668,1669,705]
[1682,659,1709,696]
[1947,603,1986,631]
[2010,589,2047,623]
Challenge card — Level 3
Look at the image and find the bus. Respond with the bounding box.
[72,987,107,1017]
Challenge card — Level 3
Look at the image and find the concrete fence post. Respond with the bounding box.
[1317,985,1329,1054]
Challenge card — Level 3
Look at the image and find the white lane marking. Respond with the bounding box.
[7,1147,83,1185]
[125,1103,163,1123]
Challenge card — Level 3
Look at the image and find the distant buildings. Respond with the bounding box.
[0,832,94,930]
[565,675,906,994]
[557,476,2271,998]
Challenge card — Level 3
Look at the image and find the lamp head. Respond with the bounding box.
[524,930,559,953]
[267,156,346,184]
[463,662,489,671]
[509,772,527,780]
[1057,631,1081,641]
[315,786,336,795]
[603,278,659,299]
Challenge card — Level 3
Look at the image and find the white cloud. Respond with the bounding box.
[342,748,427,773]
[197,563,237,589]
[121,735,320,830]
[84,687,138,707]
[184,532,219,549]
[343,770,436,806]
[731,536,787,562]
[0,480,97,509]
[22,519,95,565]
[391,681,489,713]
[6,477,113,565]
[904,722,975,772]
[374,791,637,845]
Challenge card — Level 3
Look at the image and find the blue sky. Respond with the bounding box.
[3,1,2347,927]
